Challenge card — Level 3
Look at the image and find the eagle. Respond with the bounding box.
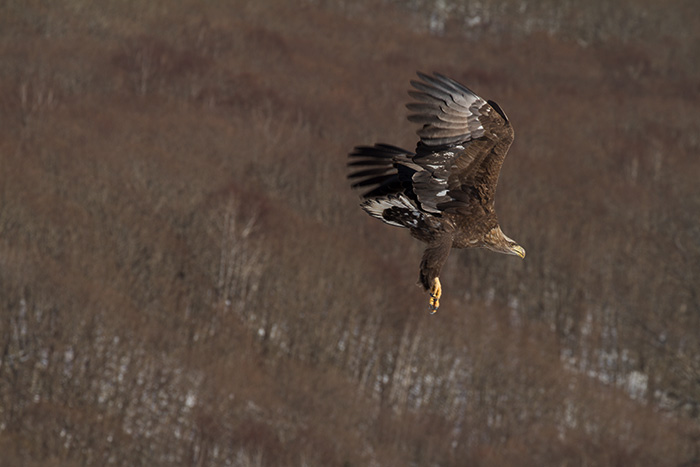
[348,72,525,313]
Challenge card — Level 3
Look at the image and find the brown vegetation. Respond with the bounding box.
[1,0,699,465]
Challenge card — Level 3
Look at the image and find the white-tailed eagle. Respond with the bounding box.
[349,72,525,313]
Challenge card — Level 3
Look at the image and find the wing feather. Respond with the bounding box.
[407,72,489,147]
[405,72,514,213]
[348,72,515,220]
[347,144,419,199]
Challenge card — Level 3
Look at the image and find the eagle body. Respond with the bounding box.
[349,72,525,313]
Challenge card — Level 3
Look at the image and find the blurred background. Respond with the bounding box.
[1,0,699,465]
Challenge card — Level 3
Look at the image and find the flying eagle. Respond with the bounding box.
[348,72,525,313]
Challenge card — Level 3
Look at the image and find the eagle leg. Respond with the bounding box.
[428,277,442,314]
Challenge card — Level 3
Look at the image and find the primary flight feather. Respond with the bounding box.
[348,72,525,313]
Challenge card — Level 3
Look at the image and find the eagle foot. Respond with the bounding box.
[428,277,442,314]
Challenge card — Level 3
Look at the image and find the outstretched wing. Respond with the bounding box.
[348,144,443,231]
[347,144,421,200]
[406,72,514,215]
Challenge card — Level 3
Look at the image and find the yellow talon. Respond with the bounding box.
[428,277,442,314]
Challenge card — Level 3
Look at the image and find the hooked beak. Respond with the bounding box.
[513,245,526,259]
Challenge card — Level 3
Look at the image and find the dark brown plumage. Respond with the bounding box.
[348,72,525,313]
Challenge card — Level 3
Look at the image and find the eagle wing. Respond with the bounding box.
[406,72,514,216]
[347,144,419,199]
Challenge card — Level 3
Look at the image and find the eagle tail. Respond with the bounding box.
[361,194,426,229]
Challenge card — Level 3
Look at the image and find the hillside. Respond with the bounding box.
[1,0,699,465]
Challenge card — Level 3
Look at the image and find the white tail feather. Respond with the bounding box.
[361,194,420,228]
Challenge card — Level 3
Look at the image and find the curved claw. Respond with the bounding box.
[428,277,442,314]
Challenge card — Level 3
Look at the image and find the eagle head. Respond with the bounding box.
[508,242,526,259]
[485,226,526,259]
